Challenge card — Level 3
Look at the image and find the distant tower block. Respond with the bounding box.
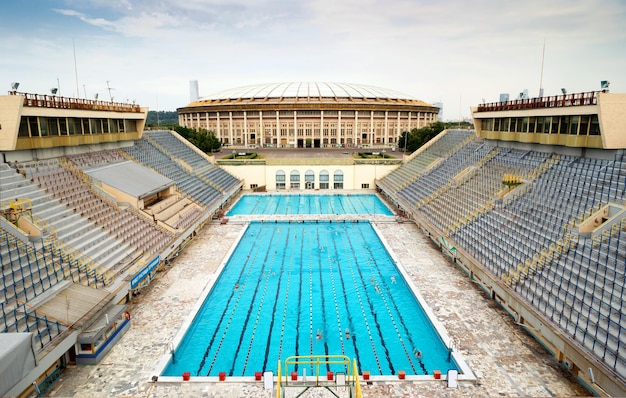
[190,80,199,102]
[434,102,443,121]
[499,93,510,102]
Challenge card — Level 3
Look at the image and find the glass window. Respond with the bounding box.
[549,117,559,134]
[535,117,544,133]
[46,118,58,136]
[559,116,569,135]
[276,170,286,189]
[589,115,600,135]
[569,115,580,135]
[82,118,91,134]
[28,117,38,137]
[39,118,48,136]
[305,170,315,182]
[521,117,529,133]
[579,115,590,135]
[333,169,344,189]
[18,118,30,137]
[59,118,68,135]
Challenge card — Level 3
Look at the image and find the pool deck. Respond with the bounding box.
[45,218,588,397]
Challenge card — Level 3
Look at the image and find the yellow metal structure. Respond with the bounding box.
[278,355,362,397]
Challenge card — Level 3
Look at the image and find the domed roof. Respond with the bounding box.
[196,82,428,104]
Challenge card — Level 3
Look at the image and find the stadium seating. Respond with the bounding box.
[0,228,66,348]
[378,132,626,379]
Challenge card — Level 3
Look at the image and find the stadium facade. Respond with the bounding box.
[177,82,440,148]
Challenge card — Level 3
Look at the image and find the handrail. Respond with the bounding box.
[476,91,602,112]
[8,91,142,113]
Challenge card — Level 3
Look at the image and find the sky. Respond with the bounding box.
[1,0,625,121]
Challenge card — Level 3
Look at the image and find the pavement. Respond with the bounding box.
[45,216,589,398]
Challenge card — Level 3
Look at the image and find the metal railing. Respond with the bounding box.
[8,91,142,113]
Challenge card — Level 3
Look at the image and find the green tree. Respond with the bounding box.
[173,126,221,153]
[398,121,446,153]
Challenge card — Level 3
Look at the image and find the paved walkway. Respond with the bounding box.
[46,220,588,397]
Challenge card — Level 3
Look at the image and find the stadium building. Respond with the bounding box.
[0,83,625,397]
[177,82,440,148]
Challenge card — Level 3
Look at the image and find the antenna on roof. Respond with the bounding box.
[106,81,115,102]
[538,38,545,97]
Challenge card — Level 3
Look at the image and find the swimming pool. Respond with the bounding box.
[162,221,458,377]
[227,194,393,216]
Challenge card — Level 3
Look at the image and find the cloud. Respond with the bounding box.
[54,8,117,30]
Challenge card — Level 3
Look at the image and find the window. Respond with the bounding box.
[276,170,286,190]
[319,170,329,189]
[250,184,258,190]
[579,115,590,135]
[559,116,569,135]
[81,119,91,134]
[290,170,300,189]
[305,170,315,189]
[361,183,370,189]
[589,115,600,135]
[569,115,580,135]
[44,118,58,136]
[333,170,344,189]
[535,117,544,133]
[18,118,29,137]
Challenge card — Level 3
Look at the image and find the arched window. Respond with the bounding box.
[304,170,315,189]
[333,170,344,189]
[276,170,286,190]
[319,170,329,189]
[290,170,300,189]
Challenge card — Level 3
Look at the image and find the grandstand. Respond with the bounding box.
[0,91,242,397]
[377,89,626,396]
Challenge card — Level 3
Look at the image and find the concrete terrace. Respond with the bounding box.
[45,218,588,397]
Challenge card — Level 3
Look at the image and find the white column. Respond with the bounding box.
[243,110,248,147]
[275,110,280,147]
[228,111,233,146]
[384,111,389,145]
[338,110,342,145]
[354,110,358,147]
[320,110,324,148]
[205,112,209,130]
[293,111,297,148]
[216,112,221,140]
[408,111,412,131]
[370,110,374,147]
[417,111,421,128]
[196,112,200,129]
[259,110,264,147]
[396,112,400,141]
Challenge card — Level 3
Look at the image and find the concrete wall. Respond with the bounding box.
[220,163,397,190]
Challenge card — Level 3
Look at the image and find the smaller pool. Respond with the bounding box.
[227,194,393,216]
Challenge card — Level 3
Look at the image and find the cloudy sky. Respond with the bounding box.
[1,0,624,120]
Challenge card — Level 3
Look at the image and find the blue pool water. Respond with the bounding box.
[226,194,393,216]
[163,221,457,377]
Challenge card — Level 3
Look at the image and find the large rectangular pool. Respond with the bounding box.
[162,220,457,377]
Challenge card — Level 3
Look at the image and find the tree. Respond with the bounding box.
[173,126,221,153]
[398,121,446,153]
